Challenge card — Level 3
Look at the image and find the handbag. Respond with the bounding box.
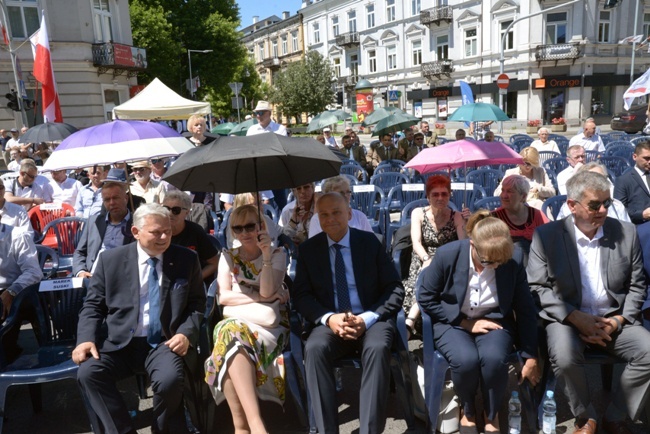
[223,299,281,328]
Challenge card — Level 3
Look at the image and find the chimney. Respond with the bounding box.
[283,11,290,19]
[252,16,259,24]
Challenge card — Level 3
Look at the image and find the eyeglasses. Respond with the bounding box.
[576,198,612,212]
[151,159,163,164]
[21,171,36,179]
[474,245,497,267]
[163,205,188,215]
[523,162,533,167]
[430,192,449,198]
[337,190,352,196]
[132,167,148,172]
[232,222,257,234]
[254,111,268,116]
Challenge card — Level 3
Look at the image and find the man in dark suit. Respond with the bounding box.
[528,171,650,434]
[293,193,404,434]
[72,203,205,434]
[73,181,134,278]
[614,140,650,224]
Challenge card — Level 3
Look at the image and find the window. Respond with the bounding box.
[412,0,421,16]
[350,54,359,79]
[258,43,264,61]
[348,11,357,33]
[367,4,375,29]
[92,0,113,42]
[332,16,339,37]
[598,11,610,43]
[292,31,298,51]
[500,21,514,50]
[546,12,567,44]
[465,28,477,57]
[333,57,341,78]
[7,0,39,39]
[271,39,278,57]
[387,0,396,23]
[281,35,288,55]
[387,45,397,70]
[644,13,650,38]
[313,22,320,44]
[368,49,377,73]
[437,35,449,60]
[412,40,422,66]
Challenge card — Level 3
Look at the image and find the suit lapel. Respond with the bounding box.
[599,219,612,293]
[96,214,108,241]
[350,230,366,307]
[316,234,336,309]
[631,170,650,197]
[562,217,583,299]
[124,244,140,309]
[455,240,471,305]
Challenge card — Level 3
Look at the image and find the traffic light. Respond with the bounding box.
[5,91,19,111]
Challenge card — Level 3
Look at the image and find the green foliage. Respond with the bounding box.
[269,51,335,124]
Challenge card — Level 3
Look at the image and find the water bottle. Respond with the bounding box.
[508,391,521,434]
[335,367,343,392]
[542,390,557,434]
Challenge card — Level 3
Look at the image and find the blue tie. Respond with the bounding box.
[147,257,161,347]
[333,244,352,313]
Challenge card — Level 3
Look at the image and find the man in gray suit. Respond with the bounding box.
[72,203,205,434]
[528,171,650,434]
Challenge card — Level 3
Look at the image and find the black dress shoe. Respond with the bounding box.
[602,416,633,434]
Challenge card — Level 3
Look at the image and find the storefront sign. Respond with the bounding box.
[430,88,451,98]
[438,99,448,119]
[414,101,422,118]
[535,77,582,89]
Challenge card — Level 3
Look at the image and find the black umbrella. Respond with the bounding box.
[164,133,341,194]
[19,122,78,143]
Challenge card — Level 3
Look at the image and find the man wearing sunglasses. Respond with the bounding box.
[129,160,167,204]
[246,100,287,136]
[614,141,650,224]
[528,171,650,434]
[3,158,53,211]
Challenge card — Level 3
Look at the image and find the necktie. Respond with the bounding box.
[147,257,162,347]
[333,244,352,313]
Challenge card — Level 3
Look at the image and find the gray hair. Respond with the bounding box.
[20,158,37,173]
[566,171,610,202]
[133,203,171,229]
[321,175,350,193]
[567,144,585,157]
[501,174,530,197]
[163,190,192,210]
[577,162,608,177]
[537,127,550,135]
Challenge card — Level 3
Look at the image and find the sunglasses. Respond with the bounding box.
[576,198,612,212]
[474,245,497,267]
[132,167,148,172]
[232,222,257,234]
[254,111,267,116]
[151,159,163,164]
[163,205,188,215]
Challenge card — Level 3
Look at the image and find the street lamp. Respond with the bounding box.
[187,49,213,98]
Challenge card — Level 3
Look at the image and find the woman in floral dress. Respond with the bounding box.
[403,175,467,337]
[205,205,290,434]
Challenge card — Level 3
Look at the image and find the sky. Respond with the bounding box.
[237,0,303,29]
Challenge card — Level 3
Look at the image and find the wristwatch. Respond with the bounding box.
[6,289,16,297]
[422,255,431,262]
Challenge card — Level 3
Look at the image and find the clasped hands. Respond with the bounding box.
[328,312,366,340]
[71,333,191,365]
[568,310,620,347]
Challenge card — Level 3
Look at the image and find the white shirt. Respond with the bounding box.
[5,137,20,151]
[568,133,605,153]
[308,209,373,237]
[130,179,166,204]
[574,224,612,316]
[460,247,499,319]
[0,223,41,295]
[246,121,288,136]
[530,140,561,154]
[325,135,337,147]
[556,166,578,196]
[0,201,32,234]
[635,166,650,192]
[7,160,20,172]
[49,176,83,207]
[4,174,54,210]
[134,243,163,338]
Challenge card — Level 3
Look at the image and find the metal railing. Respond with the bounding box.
[420,6,453,26]
[335,32,360,48]
[535,43,581,61]
[421,60,453,77]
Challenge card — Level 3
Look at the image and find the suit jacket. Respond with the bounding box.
[397,138,413,162]
[293,228,404,325]
[527,216,646,325]
[417,239,538,358]
[614,168,650,224]
[72,212,134,276]
[423,131,438,147]
[340,145,368,169]
[635,221,650,313]
[76,243,206,351]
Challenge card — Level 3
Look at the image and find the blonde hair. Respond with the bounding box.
[520,146,540,167]
[187,115,206,131]
[466,210,514,264]
[233,193,257,209]
[230,204,260,228]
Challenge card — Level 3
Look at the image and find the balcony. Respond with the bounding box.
[92,42,147,77]
[262,56,281,70]
[535,43,581,62]
[421,60,453,79]
[420,6,453,26]
[337,75,359,89]
[335,32,360,48]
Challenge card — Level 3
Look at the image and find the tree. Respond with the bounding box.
[269,51,335,124]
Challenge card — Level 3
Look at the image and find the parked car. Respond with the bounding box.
[611,104,648,133]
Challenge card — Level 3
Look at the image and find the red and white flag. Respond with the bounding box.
[619,35,644,44]
[623,67,650,110]
[30,15,62,122]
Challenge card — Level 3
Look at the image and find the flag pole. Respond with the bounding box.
[0,0,28,127]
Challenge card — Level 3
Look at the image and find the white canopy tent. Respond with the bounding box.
[113,77,211,120]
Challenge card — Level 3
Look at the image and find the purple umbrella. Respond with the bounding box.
[42,120,194,171]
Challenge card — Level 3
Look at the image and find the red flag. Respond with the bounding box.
[0,22,9,45]
[30,16,62,122]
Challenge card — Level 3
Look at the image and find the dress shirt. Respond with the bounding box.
[134,242,163,338]
[246,121,288,136]
[556,166,577,196]
[49,176,83,207]
[5,138,20,151]
[102,210,131,251]
[4,175,54,210]
[75,184,103,218]
[568,133,605,153]
[574,225,612,316]
[7,160,19,171]
[0,201,32,233]
[460,247,499,319]
[308,209,373,237]
[320,229,380,329]
[0,223,41,295]
[130,179,166,204]
[530,140,561,154]
[635,166,650,192]
[325,136,337,147]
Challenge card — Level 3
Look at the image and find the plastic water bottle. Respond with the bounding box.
[335,367,343,392]
[542,390,557,434]
[508,391,521,434]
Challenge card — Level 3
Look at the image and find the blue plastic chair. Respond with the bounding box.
[493,135,506,143]
[511,138,534,153]
[449,183,486,211]
[465,169,502,197]
[375,159,406,173]
[350,184,386,235]
[541,195,567,221]
[604,139,633,149]
[510,134,533,144]
[604,144,634,164]
[437,137,450,145]
[537,151,561,167]
[554,137,569,156]
[542,157,569,179]
[370,171,410,196]
[340,161,368,184]
[599,156,631,180]
[584,150,601,163]
[35,244,59,280]
[603,131,627,142]
[470,196,502,212]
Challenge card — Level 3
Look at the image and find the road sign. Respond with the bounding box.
[387,90,399,101]
[232,97,243,109]
[499,88,508,95]
[496,74,510,89]
[229,82,243,94]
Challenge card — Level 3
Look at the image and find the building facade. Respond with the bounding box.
[0,0,144,129]
[299,0,650,126]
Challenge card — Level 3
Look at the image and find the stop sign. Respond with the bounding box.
[496,73,510,89]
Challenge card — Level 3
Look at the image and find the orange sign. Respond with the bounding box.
[356,88,373,119]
